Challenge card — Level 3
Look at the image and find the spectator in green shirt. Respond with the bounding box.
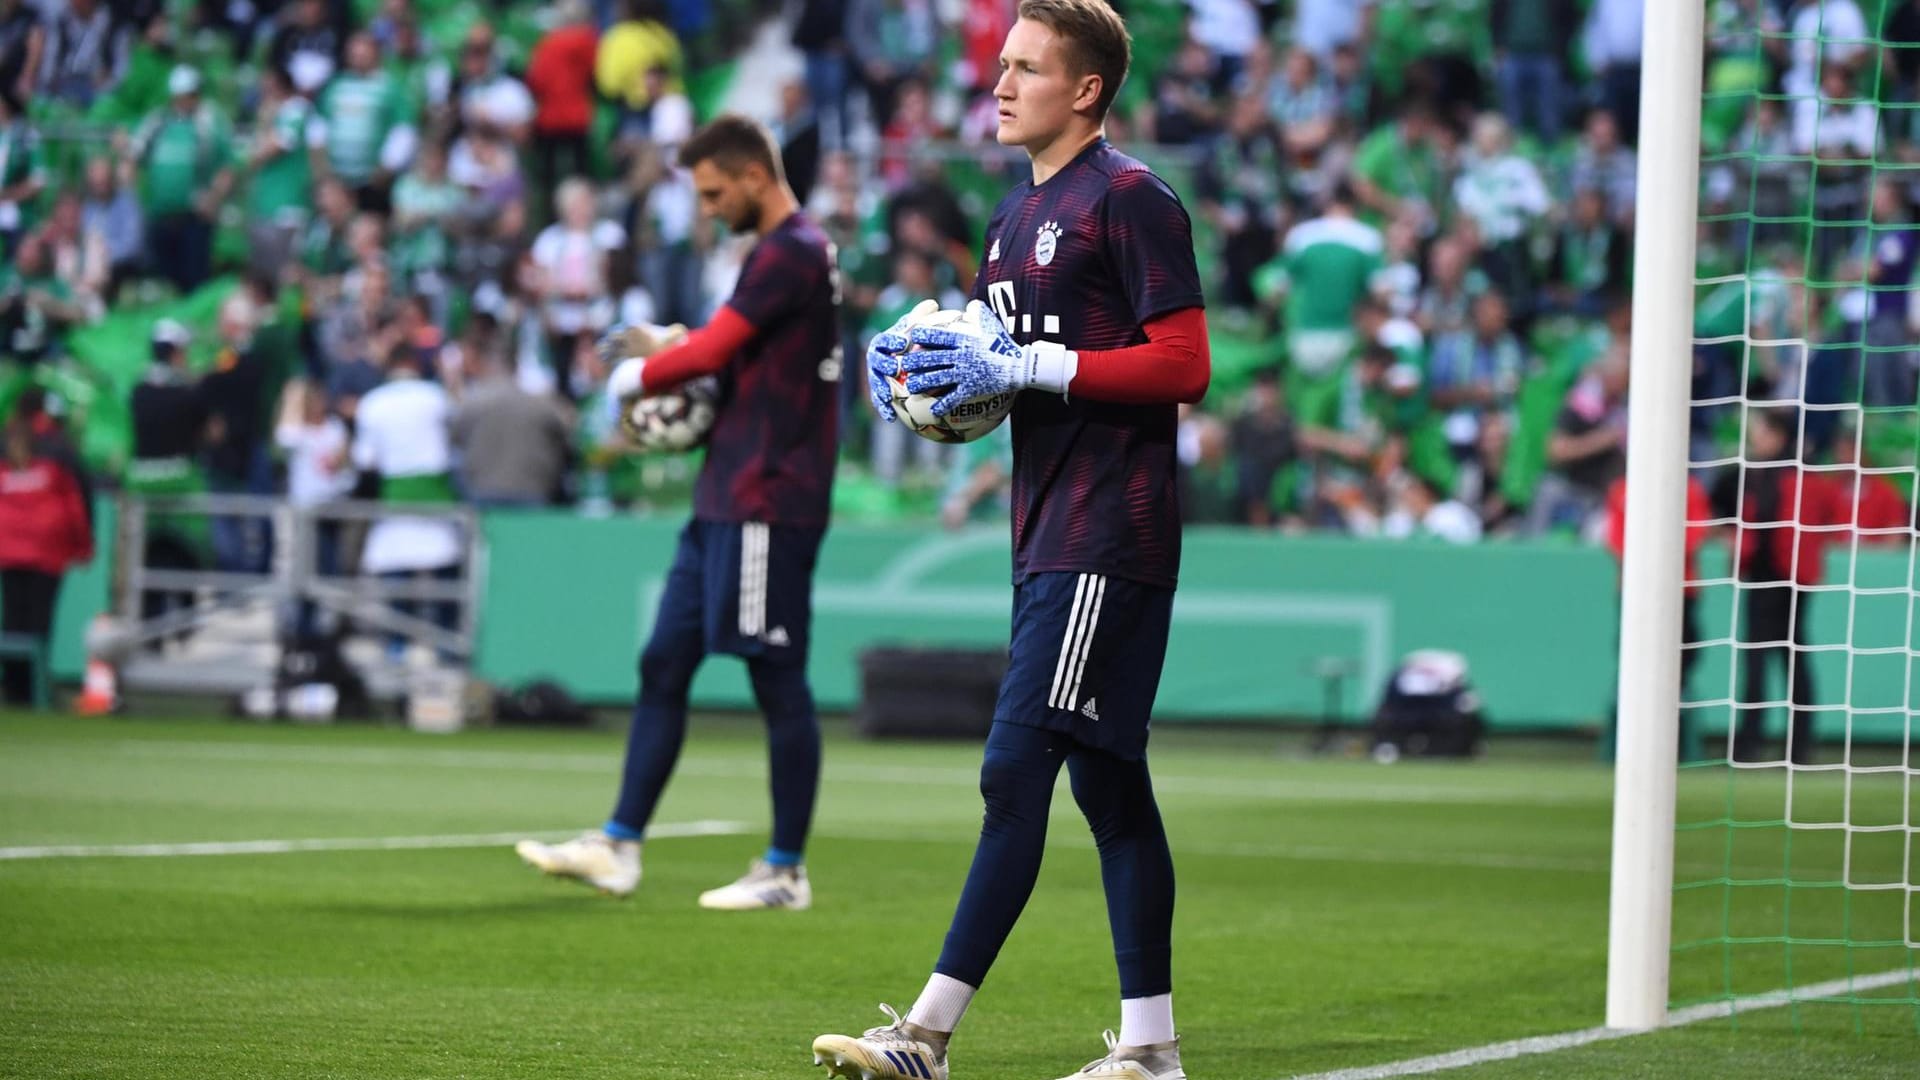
[0,88,44,259]
[127,65,233,295]
[316,32,417,211]
[1350,103,1444,234]
[246,65,321,284]
[1262,185,1385,406]
[0,233,86,364]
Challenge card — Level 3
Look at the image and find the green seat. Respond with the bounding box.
[0,633,51,710]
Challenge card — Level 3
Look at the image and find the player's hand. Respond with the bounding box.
[865,298,938,423]
[598,321,686,368]
[608,356,647,402]
[902,300,1077,417]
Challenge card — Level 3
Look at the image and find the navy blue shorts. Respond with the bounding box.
[649,519,825,662]
[994,572,1175,760]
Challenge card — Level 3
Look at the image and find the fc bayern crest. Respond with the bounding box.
[1035,220,1063,266]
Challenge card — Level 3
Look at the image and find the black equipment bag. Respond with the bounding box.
[854,647,1007,740]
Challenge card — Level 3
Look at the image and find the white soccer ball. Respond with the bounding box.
[620,375,719,453]
[886,306,1015,445]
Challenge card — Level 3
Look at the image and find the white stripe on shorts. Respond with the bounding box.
[1048,574,1092,710]
[1049,574,1106,710]
[1064,575,1107,711]
[739,523,769,638]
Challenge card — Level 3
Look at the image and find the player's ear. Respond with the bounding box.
[1073,72,1103,115]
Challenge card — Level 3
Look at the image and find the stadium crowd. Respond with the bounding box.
[0,0,1916,558]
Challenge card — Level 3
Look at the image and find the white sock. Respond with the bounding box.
[1119,993,1175,1047]
[904,973,975,1034]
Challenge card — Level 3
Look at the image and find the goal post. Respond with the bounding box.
[1606,0,1708,1032]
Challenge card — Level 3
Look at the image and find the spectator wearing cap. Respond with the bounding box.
[126,64,232,295]
[128,318,209,624]
[0,401,92,706]
[79,155,141,300]
[131,319,206,477]
[0,87,43,259]
[526,0,600,200]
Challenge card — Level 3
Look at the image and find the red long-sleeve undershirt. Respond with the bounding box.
[641,303,1211,406]
[639,306,757,393]
[1069,306,1211,405]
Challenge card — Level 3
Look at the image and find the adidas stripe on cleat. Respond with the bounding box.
[812,1004,949,1080]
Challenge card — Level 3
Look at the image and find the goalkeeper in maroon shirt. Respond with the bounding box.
[514,115,843,911]
[814,3,1209,1078]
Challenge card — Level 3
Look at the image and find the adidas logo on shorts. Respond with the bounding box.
[1080,698,1099,722]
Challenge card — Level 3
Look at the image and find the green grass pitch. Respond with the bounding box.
[2,712,1916,1078]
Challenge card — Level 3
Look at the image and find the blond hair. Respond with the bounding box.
[1017,0,1132,119]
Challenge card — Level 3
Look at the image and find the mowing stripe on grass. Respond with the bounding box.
[111,740,1595,806]
[0,820,751,860]
[1285,969,1917,1080]
[811,826,1610,874]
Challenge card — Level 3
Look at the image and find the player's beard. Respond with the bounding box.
[728,203,761,235]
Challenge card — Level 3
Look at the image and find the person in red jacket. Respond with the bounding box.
[1603,472,1712,761]
[525,0,600,200]
[1710,407,1851,764]
[0,409,94,706]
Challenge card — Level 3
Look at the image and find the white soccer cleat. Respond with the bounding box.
[1054,1031,1185,1079]
[513,831,640,897]
[697,858,811,910]
[812,1004,949,1080]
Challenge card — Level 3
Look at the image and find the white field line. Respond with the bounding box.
[1285,969,1917,1080]
[107,740,1598,806]
[0,820,750,861]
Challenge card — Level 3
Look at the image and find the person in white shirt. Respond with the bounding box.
[1583,0,1644,142]
[1292,0,1374,60]
[274,378,353,639]
[1794,63,1879,273]
[1453,113,1551,313]
[531,177,626,400]
[351,345,462,660]
[1779,0,1869,100]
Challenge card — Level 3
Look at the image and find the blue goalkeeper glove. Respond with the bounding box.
[901,300,1078,417]
[865,298,940,423]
